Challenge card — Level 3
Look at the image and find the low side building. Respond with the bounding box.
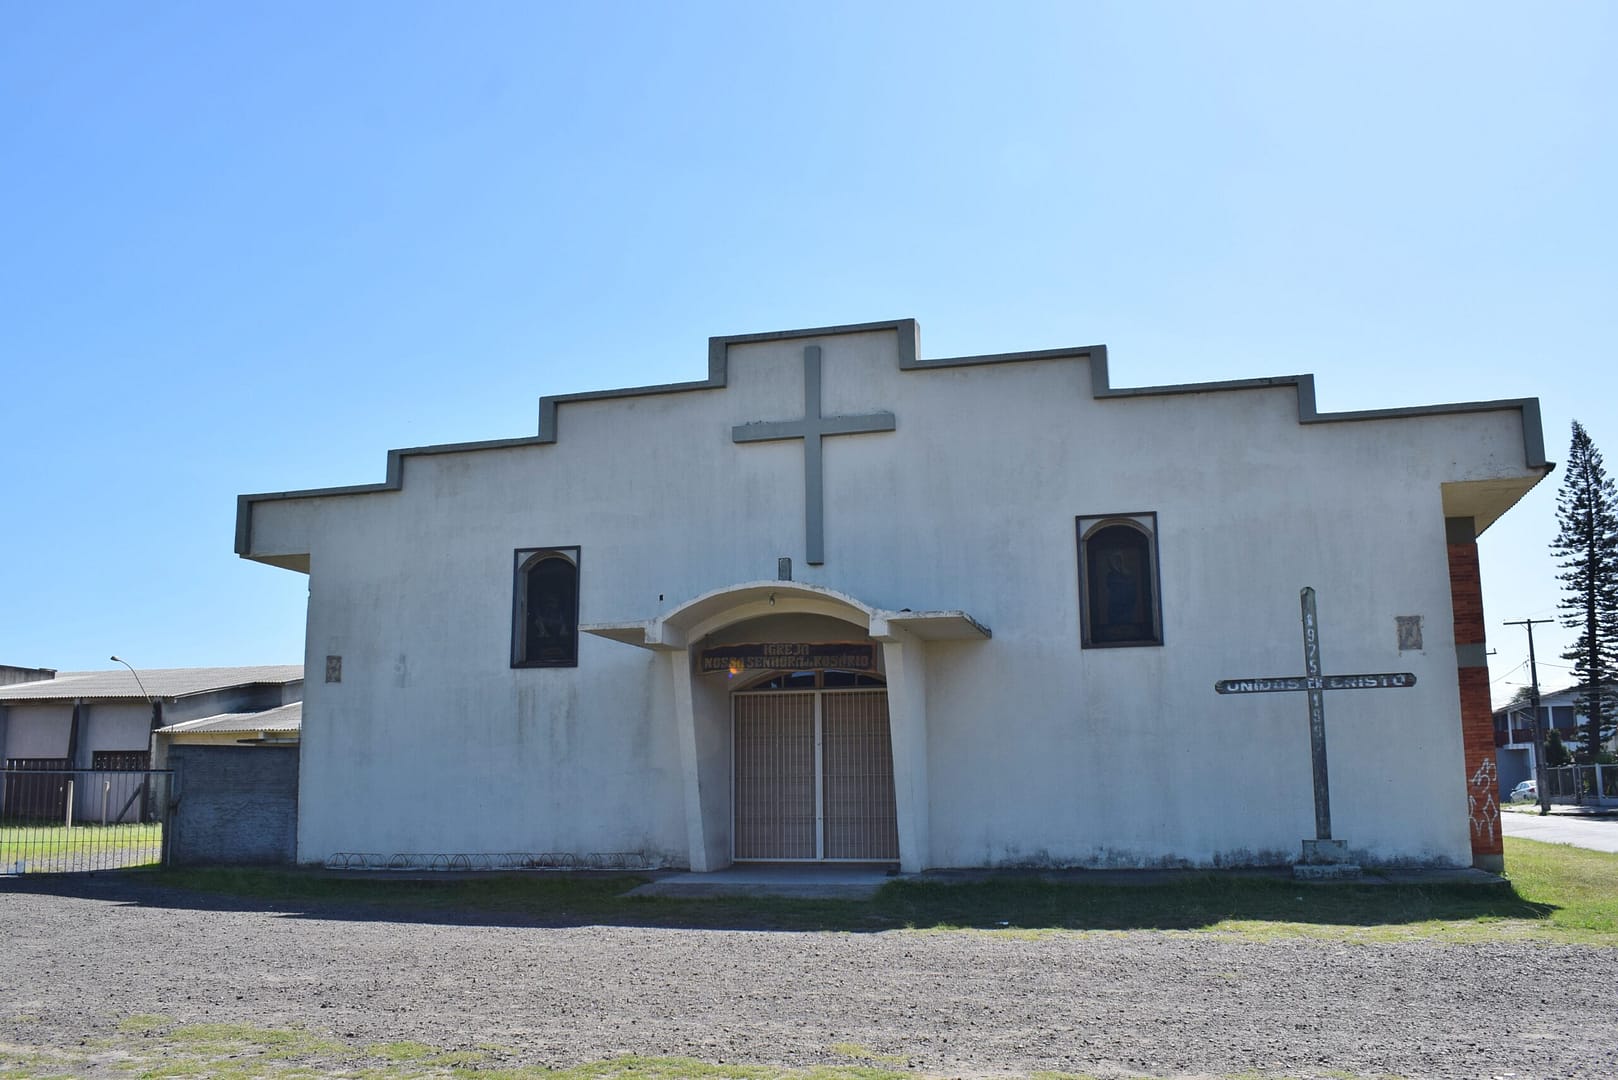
[0,666,301,822]
[152,702,303,867]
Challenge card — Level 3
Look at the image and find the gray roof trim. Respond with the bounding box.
[236,318,1548,557]
[913,344,1546,470]
[1089,356,1546,469]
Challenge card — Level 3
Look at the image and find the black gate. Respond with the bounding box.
[1,758,71,821]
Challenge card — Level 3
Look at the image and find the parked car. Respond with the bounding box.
[1509,780,1538,801]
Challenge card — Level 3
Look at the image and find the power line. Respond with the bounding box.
[1490,660,1528,685]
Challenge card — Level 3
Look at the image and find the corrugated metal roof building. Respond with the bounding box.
[0,666,302,703]
[1,665,303,775]
[156,702,302,744]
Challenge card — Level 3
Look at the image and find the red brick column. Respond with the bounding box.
[1447,517,1503,871]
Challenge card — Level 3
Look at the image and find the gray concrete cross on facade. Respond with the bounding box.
[1215,587,1418,843]
[732,345,895,566]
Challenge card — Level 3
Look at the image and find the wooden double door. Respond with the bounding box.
[732,688,899,861]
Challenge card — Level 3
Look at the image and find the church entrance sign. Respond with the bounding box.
[700,642,877,676]
[1215,587,1417,852]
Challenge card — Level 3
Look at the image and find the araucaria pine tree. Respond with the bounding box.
[1551,420,1618,762]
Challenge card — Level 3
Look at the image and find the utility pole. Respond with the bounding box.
[1505,619,1555,815]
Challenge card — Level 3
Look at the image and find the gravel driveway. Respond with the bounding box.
[1,877,1614,1079]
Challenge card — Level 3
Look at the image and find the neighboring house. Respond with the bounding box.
[236,317,1546,873]
[0,666,302,821]
[1495,685,1610,796]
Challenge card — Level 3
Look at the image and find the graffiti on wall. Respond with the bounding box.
[1468,758,1499,843]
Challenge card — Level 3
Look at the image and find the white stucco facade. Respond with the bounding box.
[239,319,1546,871]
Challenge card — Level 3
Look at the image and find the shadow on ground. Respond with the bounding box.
[0,865,1558,934]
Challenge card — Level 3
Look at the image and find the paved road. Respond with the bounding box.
[1502,809,1618,852]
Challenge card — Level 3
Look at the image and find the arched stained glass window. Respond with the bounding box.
[512,547,580,667]
[1077,514,1163,648]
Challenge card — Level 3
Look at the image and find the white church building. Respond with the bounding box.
[237,319,1546,873]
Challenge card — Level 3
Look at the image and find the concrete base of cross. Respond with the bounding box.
[1293,862,1363,880]
[1293,838,1362,880]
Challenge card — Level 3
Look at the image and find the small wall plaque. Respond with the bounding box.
[1396,616,1423,651]
[325,655,343,683]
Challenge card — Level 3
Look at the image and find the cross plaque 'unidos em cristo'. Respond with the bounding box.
[732,345,895,565]
[1215,587,1417,844]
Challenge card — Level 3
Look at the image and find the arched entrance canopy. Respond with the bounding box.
[583,581,989,875]
[582,580,990,652]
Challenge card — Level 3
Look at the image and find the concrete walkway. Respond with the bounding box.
[630,861,1503,898]
[1502,800,1618,816]
[629,863,900,898]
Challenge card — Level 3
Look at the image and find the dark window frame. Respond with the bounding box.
[736,668,886,692]
[1076,512,1164,649]
[91,750,151,771]
[511,546,581,668]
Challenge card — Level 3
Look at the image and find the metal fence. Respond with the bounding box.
[0,768,172,874]
[1542,763,1618,806]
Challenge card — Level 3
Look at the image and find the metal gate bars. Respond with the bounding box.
[733,689,898,861]
[0,768,172,874]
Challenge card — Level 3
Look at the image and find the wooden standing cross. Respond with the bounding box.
[1215,587,1417,842]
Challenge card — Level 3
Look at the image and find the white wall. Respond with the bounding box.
[1,702,149,763]
[1,702,153,823]
[252,328,1537,868]
[4,705,71,759]
[79,703,151,761]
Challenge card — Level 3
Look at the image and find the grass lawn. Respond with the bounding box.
[0,821,162,871]
[0,1025,932,1080]
[145,836,1618,946]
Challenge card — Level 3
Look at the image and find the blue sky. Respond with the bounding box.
[2,2,1612,706]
